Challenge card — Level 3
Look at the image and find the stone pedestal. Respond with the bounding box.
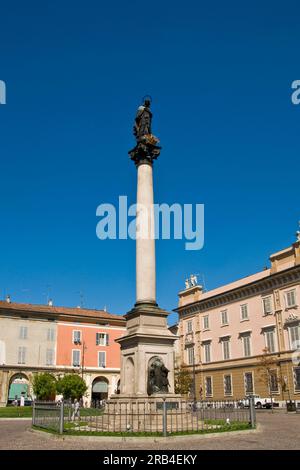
[114,302,177,398]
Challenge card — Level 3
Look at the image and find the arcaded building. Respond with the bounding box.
[0,302,125,406]
[175,236,300,403]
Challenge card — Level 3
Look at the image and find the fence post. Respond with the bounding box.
[162,398,167,437]
[59,400,64,434]
[32,400,36,426]
[249,396,256,428]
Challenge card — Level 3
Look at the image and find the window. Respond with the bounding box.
[98,351,106,368]
[46,349,54,366]
[19,326,28,340]
[286,289,297,308]
[262,296,273,315]
[205,377,213,397]
[289,325,300,349]
[264,328,276,353]
[18,346,26,364]
[242,334,251,357]
[221,338,231,360]
[186,320,193,333]
[294,367,300,392]
[269,370,279,393]
[203,341,211,363]
[244,372,254,394]
[73,330,81,344]
[221,310,228,325]
[203,316,209,330]
[96,333,109,346]
[224,375,232,396]
[72,350,81,367]
[240,304,249,321]
[187,346,194,365]
[47,328,55,341]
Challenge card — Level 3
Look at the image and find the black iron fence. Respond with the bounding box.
[32,398,255,436]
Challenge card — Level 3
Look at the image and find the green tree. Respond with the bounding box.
[32,373,57,400]
[56,374,87,401]
[258,347,279,412]
[174,365,193,396]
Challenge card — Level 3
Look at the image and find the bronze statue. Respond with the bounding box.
[147,357,170,395]
[133,98,152,141]
[129,97,161,164]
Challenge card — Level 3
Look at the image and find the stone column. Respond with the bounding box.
[136,160,156,305]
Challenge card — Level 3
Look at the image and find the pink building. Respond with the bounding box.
[175,237,300,404]
[56,308,126,404]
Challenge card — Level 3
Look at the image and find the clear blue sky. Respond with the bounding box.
[1,1,299,325]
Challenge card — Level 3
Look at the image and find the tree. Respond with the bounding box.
[56,374,87,401]
[258,348,279,412]
[32,373,57,400]
[174,365,193,396]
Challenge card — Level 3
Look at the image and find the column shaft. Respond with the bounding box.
[136,162,156,304]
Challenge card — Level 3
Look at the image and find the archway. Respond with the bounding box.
[91,376,109,407]
[8,373,29,405]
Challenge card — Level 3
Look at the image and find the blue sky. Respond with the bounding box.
[0,1,299,325]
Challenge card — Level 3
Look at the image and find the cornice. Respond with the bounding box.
[176,265,300,318]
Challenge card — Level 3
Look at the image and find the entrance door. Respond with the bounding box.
[91,377,108,407]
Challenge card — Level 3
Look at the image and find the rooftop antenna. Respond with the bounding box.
[76,290,85,309]
[199,273,207,292]
[20,287,31,303]
[42,284,52,305]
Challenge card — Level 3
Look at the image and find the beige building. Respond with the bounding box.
[175,236,300,404]
[0,301,125,406]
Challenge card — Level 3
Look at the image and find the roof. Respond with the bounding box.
[0,301,125,323]
[199,269,271,301]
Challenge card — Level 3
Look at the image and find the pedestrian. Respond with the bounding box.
[71,399,80,421]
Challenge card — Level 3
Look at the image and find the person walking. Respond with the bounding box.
[71,399,81,421]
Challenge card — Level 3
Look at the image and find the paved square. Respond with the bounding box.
[0,411,299,450]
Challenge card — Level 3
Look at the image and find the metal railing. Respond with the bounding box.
[32,401,64,433]
[33,398,254,436]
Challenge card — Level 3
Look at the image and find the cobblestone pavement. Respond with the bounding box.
[0,411,299,450]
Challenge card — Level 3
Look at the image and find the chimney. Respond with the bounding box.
[48,299,53,307]
[6,295,11,304]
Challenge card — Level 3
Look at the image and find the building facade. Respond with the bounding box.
[0,301,125,406]
[175,238,300,404]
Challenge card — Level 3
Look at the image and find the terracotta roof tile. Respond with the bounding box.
[0,301,125,322]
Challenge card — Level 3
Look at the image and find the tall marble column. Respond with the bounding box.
[112,98,178,401]
[136,160,156,305]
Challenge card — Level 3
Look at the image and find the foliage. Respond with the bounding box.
[56,374,87,400]
[258,348,279,393]
[174,366,193,395]
[32,373,57,400]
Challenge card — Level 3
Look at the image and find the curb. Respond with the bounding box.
[0,417,32,421]
[30,424,260,443]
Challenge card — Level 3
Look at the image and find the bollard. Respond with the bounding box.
[162,398,167,437]
[32,400,35,426]
[249,396,256,428]
[59,400,64,434]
